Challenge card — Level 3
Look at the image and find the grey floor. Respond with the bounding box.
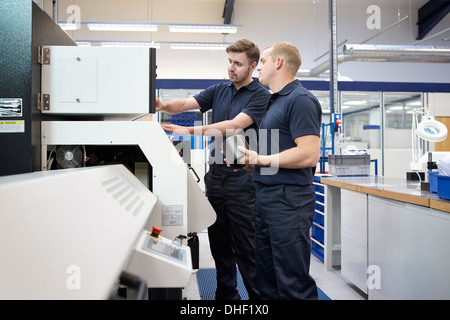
[183,231,366,300]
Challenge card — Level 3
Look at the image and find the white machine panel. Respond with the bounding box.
[127,230,192,288]
[41,120,217,240]
[40,46,155,115]
[0,165,157,299]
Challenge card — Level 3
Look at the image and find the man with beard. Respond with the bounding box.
[156,39,270,300]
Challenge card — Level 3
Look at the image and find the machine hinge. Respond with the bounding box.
[37,92,50,111]
[38,46,51,65]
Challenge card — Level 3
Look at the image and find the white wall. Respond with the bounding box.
[430,93,450,116]
[52,0,450,82]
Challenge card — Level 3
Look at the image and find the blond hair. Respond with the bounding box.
[266,42,302,76]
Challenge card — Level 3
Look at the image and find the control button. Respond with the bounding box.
[151,225,163,238]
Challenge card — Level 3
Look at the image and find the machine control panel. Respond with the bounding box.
[142,232,187,265]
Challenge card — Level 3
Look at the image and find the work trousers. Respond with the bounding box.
[255,183,318,300]
[204,165,259,300]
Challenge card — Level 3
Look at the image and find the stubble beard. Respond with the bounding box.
[229,67,251,87]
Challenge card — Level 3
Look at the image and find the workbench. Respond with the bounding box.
[318,175,450,300]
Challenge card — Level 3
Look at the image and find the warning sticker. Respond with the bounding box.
[0,98,22,117]
[0,121,25,133]
[161,205,184,226]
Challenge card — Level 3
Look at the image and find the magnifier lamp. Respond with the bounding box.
[410,105,448,171]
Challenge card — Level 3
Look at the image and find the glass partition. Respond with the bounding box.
[156,80,448,179]
[339,91,381,175]
[383,92,422,177]
[311,90,331,126]
[158,88,203,125]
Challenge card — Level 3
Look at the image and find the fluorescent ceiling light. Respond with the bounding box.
[343,100,367,105]
[59,23,78,30]
[88,23,158,32]
[100,41,160,48]
[407,101,422,106]
[76,41,91,46]
[170,42,231,50]
[389,106,408,110]
[169,24,238,34]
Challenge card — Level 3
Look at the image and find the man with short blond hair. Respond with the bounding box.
[240,42,322,300]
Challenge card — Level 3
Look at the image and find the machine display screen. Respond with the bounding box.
[143,236,186,265]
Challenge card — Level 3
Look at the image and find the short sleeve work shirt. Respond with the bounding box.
[254,80,322,186]
[194,79,270,165]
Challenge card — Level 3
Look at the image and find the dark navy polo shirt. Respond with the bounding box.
[194,78,271,165]
[253,80,322,186]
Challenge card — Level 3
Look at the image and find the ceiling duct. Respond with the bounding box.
[343,44,450,62]
[297,44,450,77]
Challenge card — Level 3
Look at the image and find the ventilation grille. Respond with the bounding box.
[101,176,145,217]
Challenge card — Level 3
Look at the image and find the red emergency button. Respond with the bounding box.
[151,226,163,238]
[335,119,342,126]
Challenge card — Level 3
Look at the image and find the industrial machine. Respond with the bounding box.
[0,165,156,299]
[0,165,197,299]
[41,120,215,241]
[35,45,216,298]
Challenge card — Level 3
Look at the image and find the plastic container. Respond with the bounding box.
[328,154,370,176]
[436,174,450,200]
[428,171,439,193]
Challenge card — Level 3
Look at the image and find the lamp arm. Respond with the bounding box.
[411,110,421,164]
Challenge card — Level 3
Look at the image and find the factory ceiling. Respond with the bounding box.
[417,0,450,40]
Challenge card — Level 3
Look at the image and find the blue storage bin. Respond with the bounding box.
[314,212,324,226]
[315,202,324,212]
[428,171,439,193]
[312,224,324,243]
[315,193,324,203]
[313,182,324,193]
[311,243,324,262]
[436,175,450,200]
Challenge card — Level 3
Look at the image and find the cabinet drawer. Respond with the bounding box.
[312,223,324,243]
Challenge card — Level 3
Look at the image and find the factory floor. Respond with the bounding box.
[182,231,367,301]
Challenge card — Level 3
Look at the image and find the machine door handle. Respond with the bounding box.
[188,165,200,183]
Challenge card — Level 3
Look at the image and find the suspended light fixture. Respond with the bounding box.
[169,24,239,34]
[75,41,91,46]
[59,22,78,30]
[170,42,232,50]
[100,41,160,48]
[88,23,158,32]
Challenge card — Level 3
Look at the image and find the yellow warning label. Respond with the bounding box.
[0,121,23,125]
[0,120,25,133]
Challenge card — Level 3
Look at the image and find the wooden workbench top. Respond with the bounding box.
[320,175,450,213]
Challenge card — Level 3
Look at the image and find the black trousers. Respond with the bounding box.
[255,183,318,300]
[204,165,259,300]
